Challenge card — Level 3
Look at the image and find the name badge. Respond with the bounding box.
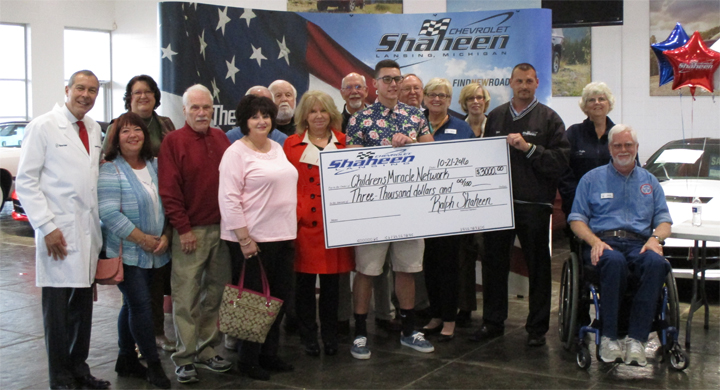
[601,193,613,199]
[445,128,457,134]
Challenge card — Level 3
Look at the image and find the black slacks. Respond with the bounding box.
[228,240,293,364]
[42,286,93,387]
[423,235,463,322]
[482,203,553,336]
[296,272,340,343]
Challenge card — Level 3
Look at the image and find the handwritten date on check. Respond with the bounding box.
[318,137,515,248]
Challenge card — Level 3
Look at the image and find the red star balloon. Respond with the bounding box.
[664,31,720,96]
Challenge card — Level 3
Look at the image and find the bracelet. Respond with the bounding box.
[240,238,253,247]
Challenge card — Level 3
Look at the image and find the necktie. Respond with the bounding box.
[77,121,89,154]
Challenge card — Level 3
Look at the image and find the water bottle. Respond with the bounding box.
[692,197,702,227]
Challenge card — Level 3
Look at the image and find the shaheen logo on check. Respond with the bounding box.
[419,18,451,36]
[356,151,376,159]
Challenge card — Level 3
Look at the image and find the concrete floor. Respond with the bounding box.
[1,204,718,389]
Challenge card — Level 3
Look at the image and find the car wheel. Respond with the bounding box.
[552,52,560,73]
[347,0,356,12]
[0,170,11,212]
[317,2,327,11]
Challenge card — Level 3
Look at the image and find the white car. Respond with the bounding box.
[0,121,27,212]
[644,137,719,281]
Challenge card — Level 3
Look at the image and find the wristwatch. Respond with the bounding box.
[652,235,665,245]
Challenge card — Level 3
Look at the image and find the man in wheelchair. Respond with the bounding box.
[568,124,672,366]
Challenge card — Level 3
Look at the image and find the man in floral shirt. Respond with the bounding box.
[345,60,434,360]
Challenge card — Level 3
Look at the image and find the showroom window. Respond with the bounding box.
[0,23,29,122]
[64,28,112,122]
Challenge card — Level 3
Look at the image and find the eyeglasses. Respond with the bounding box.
[466,95,485,102]
[587,96,608,104]
[611,142,636,150]
[427,93,449,100]
[401,86,422,92]
[377,76,404,84]
[342,85,365,91]
[132,90,153,97]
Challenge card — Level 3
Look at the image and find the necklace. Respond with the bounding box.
[430,114,448,131]
[308,130,331,147]
[245,136,269,153]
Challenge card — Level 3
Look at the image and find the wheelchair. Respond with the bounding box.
[557,243,689,370]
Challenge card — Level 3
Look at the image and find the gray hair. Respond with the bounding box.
[579,81,615,115]
[342,73,367,88]
[245,86,272,99]
[268,80,297,99]
[402,73,423,85]
[608,124,638,144]
[182,84,212,107]
[423,77,452,98]
[68,70,98,87]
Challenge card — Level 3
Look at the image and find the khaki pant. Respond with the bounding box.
[170,225,230,366]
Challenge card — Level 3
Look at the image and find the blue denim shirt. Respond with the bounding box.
[568,162,672,238]
[225,126,288,146]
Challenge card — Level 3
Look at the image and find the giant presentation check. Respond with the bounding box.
[318,137,514,248]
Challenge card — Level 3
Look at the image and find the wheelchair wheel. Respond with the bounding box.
[665,272,681,331]
[577,346,591,370]
[558,253,580,350]
[669,345,689,371]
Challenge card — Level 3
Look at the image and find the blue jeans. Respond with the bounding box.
[117,264,160,362]
[583,237,671,341]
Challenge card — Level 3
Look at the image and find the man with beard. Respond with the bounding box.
[225,86,288,146]
[399,74,424,109]
[470,63,569,347]
[340,72,369,132]
[569,124,671,367]
[269,80,297,136]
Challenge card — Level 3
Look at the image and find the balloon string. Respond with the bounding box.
[679,91,685,142]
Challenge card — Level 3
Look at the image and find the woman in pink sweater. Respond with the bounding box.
[218,95,298,381]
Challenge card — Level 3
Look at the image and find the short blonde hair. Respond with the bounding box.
[294,90,342,133]
[458,83,491,114]
[423,78,452,98]
[579,81,615,116]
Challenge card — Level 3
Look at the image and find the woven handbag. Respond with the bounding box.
[218,255,283,344]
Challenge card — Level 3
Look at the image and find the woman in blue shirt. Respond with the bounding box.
[98,112,172,388]
[420,78,475,341]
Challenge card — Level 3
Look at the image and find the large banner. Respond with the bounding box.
[159,2,552,128]
[319,137,514,248]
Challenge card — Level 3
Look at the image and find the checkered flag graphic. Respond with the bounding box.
[356,151,376,160]
[419,18,451,36]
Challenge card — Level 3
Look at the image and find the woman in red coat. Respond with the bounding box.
[283,91,354,357]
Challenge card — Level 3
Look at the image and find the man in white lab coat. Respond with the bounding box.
[16,70,109,390]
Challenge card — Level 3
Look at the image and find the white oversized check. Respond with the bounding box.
[318,136,514,248]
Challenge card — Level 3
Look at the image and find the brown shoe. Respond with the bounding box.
[155,335,176,352]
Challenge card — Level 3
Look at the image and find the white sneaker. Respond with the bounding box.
[599,336,623,363]
[624,337,647,367]
[351,336,371,359]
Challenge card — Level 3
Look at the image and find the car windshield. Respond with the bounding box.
[0,124,25,147]
[645,139,720,182]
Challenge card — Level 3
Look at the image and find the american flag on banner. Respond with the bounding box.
[159,2,374,128]
[418,18,451,36]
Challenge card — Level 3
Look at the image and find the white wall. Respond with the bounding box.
[1,0,115,118]
[2,0,717,161]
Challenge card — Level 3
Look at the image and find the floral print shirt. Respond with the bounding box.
[346,101,431,147]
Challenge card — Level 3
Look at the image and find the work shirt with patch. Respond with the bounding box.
[568,162,672,238]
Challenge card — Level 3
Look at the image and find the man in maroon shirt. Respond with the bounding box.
[158,84,232,384]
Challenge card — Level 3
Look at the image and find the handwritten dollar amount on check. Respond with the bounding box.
[329,158,508,213]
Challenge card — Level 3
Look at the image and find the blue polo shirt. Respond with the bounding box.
[225,127,288,146]
[429,115,475,141]
[568,162,672,238]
